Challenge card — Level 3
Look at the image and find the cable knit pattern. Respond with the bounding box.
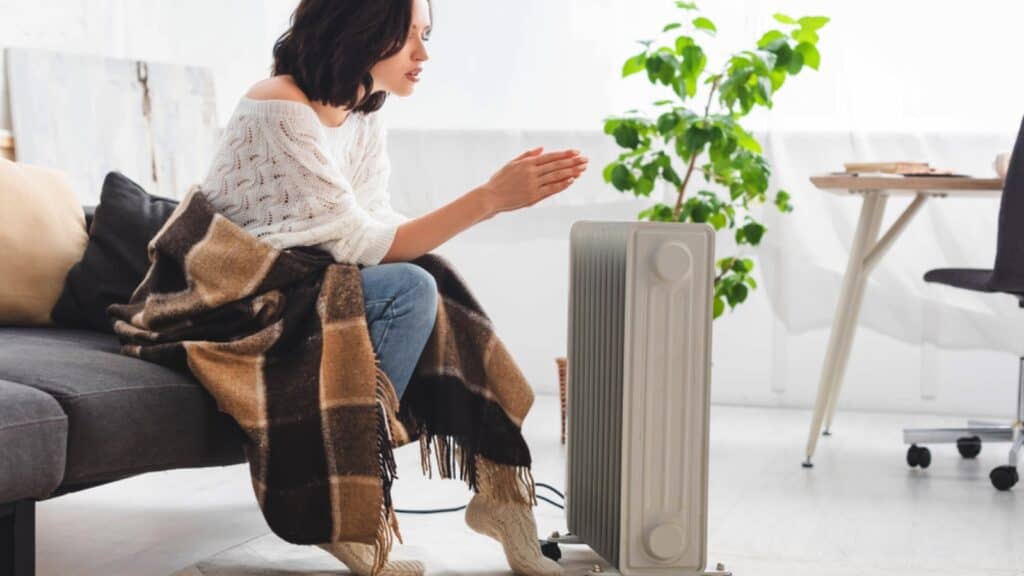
[465,456,564,575]
[316,542,425,576]
[199,96,410,265]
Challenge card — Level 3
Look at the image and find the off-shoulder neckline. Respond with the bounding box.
[237,96,362,133]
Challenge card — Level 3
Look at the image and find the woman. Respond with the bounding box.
[198,0,588,574]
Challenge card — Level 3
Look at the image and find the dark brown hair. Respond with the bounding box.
[271,0,432,114]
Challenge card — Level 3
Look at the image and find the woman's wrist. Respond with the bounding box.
[470,184,497,221]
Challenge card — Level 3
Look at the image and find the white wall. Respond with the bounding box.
[4,0,1024,420]
[0,0,267,132]
[264,0,1024,132]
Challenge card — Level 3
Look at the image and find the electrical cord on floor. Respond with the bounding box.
[394,481,565,514]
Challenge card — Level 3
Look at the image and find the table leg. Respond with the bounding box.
[804,192,887,467]
[821,193,928,433]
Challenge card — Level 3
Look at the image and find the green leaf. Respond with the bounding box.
[775,189,794,212]
[798,16,830,31]
[676,1,698,10]
[773,13,797,24]
[709,212,727,230]
[662,163,682,187]
[795,42,820,70]
[760,38,788,54]
[602,162,618,183]
[613,123,640,149]
[692,16,717,34]
[770,43,793,70]
[656,52,679,85]
[678,44,706,97]
[791,28,819,44]
[742,258,755,271]
[657,112,679,135]
[757,30,786,49]
[683,125,711,154]
[690,201,711,223]
[734,125,762,153]
[622,53,647,77]
[675,35,694,54]
[729,283,749,305]
[663,22,683,32]
[603,118,622,135]
[741,221,766,244]
[744,276,758,289]
[645,55,662,82]
[641,161,660,180]
[713,296,725,318]
[787,50,804,74]
[611,164,634,191]
[681,44,706,75]
[636,177,655,196]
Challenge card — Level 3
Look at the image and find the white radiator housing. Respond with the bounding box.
[566,221,716,575]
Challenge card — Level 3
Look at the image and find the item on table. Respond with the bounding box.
[995,153,1010,180]
[842,161,961,177]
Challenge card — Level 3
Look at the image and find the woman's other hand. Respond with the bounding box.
[479,147,589,216]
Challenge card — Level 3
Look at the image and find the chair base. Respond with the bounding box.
[0,500,35,576]
[902,357,1024,490]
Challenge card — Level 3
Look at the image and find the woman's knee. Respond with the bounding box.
[391,263,438,316]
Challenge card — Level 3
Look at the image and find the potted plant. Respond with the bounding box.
[558,5,829,441]
[604,2,828,318]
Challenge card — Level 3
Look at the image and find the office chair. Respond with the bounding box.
[902,116,1024,491]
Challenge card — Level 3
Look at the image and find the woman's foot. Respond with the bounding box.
[464,492,563,576]
[317,541,425,576]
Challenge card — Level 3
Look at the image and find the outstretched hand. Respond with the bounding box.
[481,147,589,215]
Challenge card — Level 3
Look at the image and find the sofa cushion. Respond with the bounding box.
[0,379,67,502]
[0,158,88,326]
[50,172,179,333]
[0,327,245,488]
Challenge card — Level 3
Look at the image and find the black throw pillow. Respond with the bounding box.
[50,172,180,333]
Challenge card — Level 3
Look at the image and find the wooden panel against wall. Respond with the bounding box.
[0,130,13,160]
[4,47,219,204]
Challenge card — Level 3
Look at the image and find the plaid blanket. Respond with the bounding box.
[108,188,537,575]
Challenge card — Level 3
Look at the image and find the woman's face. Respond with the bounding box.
[370,0,431,98]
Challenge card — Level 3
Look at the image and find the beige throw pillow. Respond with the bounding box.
[0,158,88,325]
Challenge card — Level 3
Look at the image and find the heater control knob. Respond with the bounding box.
[645,522,685,560]
[654,242,691,282]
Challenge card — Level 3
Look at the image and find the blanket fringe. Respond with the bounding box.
[371,500,394,576]
[416,433,537,508]
[371,366,403,576]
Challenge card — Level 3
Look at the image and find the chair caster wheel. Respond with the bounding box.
[906,444,931,469]
[956,436,982,459]
[990,466,1019,491]
[540,540,562,562]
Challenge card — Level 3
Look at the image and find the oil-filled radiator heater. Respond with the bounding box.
[549,221,729,576]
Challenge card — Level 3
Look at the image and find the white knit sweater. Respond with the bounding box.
[199,96,410,265]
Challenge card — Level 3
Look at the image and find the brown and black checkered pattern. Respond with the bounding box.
[108,188,538,575]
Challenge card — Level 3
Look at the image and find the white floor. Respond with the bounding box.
[35,395,1024,576]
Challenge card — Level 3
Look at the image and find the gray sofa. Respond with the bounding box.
[0,208,248,576]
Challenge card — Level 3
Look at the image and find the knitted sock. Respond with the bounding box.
[316,542,425,576]
[464,457,563,576]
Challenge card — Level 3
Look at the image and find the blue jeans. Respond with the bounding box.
[360,262,438,401]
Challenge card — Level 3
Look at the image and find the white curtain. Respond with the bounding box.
[385,123,1020,418]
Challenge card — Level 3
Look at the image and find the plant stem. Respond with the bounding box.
[673,153,699,219]
[672,77,721,221]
